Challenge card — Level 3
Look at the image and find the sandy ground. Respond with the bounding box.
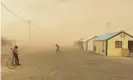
[1,46,133,80]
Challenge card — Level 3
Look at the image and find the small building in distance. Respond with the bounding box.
[94,31,133,57]
[75,38,84,49]
[82,36,98,51]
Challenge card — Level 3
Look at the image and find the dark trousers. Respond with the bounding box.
[12,53,19,64]
[56,48,61,53]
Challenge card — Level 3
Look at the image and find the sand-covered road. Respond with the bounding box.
[2,46,133,80]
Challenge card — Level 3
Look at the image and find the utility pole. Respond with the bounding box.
[106,22,110,33]
[28,20,31,41]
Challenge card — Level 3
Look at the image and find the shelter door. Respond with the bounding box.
[128,41,133,53]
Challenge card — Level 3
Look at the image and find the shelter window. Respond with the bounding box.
[115,41,122,48]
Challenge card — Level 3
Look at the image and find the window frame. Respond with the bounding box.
[115,41,122,48]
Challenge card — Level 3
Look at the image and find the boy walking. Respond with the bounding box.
[11,45,20,65]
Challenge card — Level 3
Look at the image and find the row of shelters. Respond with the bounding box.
[82,36,98,51]
[75,31,133,57]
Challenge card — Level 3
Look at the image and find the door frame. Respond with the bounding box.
[128,40,133,53]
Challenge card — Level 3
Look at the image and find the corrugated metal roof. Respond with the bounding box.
[95,32,120,40]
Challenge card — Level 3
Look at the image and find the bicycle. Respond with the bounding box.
[7,56,19,69]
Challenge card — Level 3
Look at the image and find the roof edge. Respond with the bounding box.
[107,31,133,40]
[95,31,121,41]
[87,36,98,41]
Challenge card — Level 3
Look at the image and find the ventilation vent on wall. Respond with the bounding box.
[121,33,125,38]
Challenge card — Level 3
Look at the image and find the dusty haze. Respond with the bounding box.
[1,0,133,47]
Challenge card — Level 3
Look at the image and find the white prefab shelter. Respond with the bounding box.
[75,40,80,48]
[82,39,88,50]
[83,36,98,51]
[75,40,84,49]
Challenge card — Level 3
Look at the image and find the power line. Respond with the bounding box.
[1,3,44,29]
[1,3,46,41]
[124,27,133,31]
[1,3,29,23]
[1,3,54,30]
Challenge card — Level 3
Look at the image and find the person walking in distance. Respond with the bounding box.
[56,44,61,54]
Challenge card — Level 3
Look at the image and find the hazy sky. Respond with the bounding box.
[1,0,133,45]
